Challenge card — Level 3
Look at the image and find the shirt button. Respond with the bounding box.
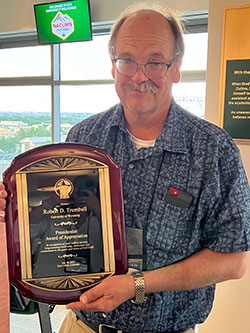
[129,163,135,169]
[124,200,128,205]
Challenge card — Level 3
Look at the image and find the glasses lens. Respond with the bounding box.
[145,63,168,79]
[115,59,170,79]
[116,59,137,76]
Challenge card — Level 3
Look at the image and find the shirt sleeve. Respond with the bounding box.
[66,122,83,143]
[201,139,250,253]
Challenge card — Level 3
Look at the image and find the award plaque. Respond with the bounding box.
[3,143,127,304]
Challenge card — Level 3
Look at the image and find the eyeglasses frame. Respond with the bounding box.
[112,54,179,79]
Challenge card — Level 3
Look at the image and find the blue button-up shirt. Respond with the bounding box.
[66,101,250,332]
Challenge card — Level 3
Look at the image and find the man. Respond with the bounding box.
[1,3,250,333]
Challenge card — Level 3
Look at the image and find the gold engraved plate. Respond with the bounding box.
[16,155,115,291]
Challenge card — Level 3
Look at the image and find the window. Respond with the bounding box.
[59,35,118,133]
[173,32,207,118]
[60,84,118,122]
[0,85,51,176]
[61,35,112,80]
[0,13,208,179]
[0,44,51,177]
[0,46,50,77]
[173,82,207,119]
[182,32,208,71]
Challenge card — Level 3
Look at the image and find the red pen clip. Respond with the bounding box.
[169,187,179,196]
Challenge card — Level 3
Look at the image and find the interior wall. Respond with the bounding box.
[201,1,250,331]
[205,0,250,183]
[0,0,209,33]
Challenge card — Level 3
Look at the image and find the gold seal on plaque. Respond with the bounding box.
[54,178,74,199]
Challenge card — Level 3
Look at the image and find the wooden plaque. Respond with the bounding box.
[3,143,127,304]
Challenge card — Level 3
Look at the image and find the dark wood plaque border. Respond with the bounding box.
[3,143,127,304]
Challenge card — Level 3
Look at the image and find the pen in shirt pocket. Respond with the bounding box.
[162,186,193,208]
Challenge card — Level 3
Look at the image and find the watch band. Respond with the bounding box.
[131,271,147,304]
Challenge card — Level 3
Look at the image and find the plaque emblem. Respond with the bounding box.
[55,178,74,199]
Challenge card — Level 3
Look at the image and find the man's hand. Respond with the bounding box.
[0,182,7,222]
[66,274,135,313]
[65,249,248,314]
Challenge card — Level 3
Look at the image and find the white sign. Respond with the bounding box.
[51,12,74,40]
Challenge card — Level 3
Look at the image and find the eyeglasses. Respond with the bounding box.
[113,55,177,79]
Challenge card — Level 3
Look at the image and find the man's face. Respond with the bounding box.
[111,11,181,121]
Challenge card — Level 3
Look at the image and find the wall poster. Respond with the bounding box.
[223,59,250,142]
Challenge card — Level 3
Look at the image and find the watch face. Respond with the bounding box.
[133,271,143,278]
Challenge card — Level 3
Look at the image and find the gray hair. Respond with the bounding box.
[108,1,185,61]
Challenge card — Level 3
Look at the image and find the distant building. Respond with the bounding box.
[0,128,14,136]
[20,137,51,153]
[61,123,72,131]
[0,120,29,136]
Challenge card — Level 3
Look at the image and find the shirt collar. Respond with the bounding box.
[105,100,188,154]
[156,100,188,154]
[105,103,127,132]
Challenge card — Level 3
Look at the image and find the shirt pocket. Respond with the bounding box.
[146,198,195,269]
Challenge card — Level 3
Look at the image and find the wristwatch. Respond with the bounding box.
[131,271,147,304]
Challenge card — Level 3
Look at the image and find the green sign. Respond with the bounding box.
[34,0,92,44]
[223,59,250,140]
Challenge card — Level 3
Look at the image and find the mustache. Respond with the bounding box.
[124,82,158,94]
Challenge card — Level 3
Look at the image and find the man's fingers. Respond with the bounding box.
[66,298,105,312]
[66,301,87,310]
[0,216,5,223]
[0,190,7,198]
[65,287,103,311]
[80,285,103,304]
[66,298,113,313]
[79,294,88,304]
[65,275,133,313]
[0,198,7,211]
